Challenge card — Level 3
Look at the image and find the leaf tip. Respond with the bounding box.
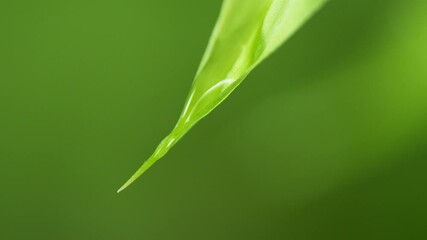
[116,185,126,193]
[116,179,133,193]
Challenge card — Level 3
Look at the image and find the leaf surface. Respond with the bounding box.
[118,0,328,192]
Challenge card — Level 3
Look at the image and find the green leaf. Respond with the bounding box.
[118,0,328,192]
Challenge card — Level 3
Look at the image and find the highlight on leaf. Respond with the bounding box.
[118,0,328,193]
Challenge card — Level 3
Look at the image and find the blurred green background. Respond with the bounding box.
[1,0,427,239]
